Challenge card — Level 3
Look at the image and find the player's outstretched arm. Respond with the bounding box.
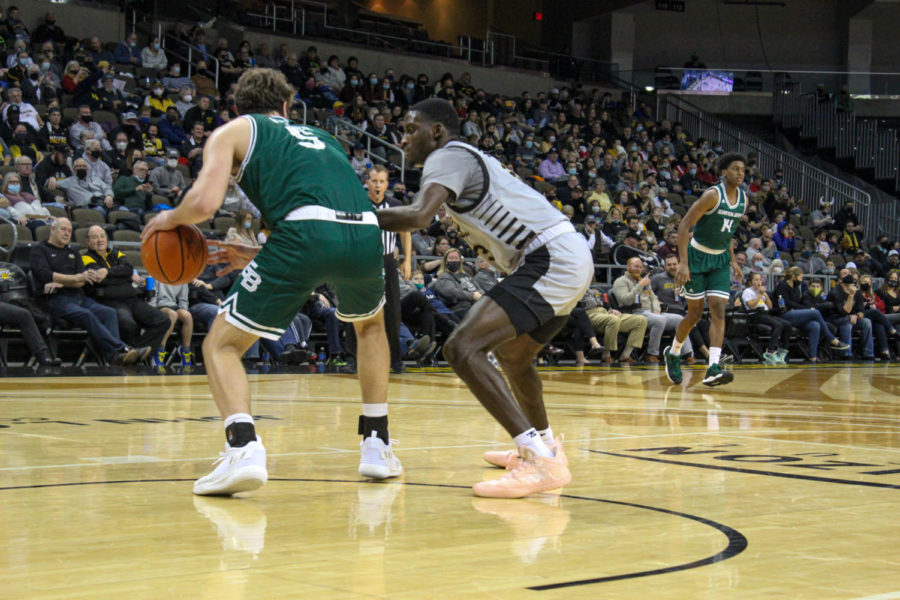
[674,188,719,288]
[377,182,452,232]
[141,119,250,240]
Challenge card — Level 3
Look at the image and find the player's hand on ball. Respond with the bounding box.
[207,239,259,276]
[140,211,174,241]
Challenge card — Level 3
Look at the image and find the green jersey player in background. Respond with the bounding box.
[665,153,747,387]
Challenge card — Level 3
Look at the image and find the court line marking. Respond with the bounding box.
[0,476,749,591]
[0,431,87,443]
[587,449,900,490]
[3,430,898,472]
[851,592,900,600]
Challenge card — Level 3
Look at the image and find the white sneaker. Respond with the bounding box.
[359,431,403,479]
[193,436,268,496]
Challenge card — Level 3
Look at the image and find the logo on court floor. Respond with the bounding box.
[588,443,900,489]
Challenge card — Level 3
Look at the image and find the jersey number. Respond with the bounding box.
[721,218,734,232]
[286,125,326,150]
[240,261,262,292]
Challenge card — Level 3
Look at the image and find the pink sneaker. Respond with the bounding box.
[482,437,566,471]
[472,445,571,499]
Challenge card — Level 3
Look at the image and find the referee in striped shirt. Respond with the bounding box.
[368,165,412,373]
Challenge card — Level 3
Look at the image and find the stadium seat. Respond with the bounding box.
[214,216,234,235]
[34,225,51,242]
[74,227,92,247]
[72,208,105,227]
[45,205,68,219]
[112,230,142,243]
[108,210,140,225]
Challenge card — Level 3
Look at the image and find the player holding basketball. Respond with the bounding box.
[664,152,747,387]
[378,99,593,498]
[142,69,402,496]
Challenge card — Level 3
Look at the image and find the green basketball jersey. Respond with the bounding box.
[692,183,747,251]
[235,114,372,224]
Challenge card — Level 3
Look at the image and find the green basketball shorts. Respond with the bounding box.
[219,215,385,340]
[683,244,732,301]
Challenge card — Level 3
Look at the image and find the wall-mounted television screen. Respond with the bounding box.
[681,70,734,93]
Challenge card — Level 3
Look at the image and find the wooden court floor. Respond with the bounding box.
[1,362,899,599]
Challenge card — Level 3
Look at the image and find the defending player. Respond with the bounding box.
[664,152,747,386]
[378,99,593,498]
[142,69,401,496]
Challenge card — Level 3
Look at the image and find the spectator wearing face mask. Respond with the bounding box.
[34,144,72,204]
[173,86,196,118]
[112,159,153,218]
[224,209,259,247]
[148,149,185,201]
[162,63,192,93]
[826,270,874,360]
[141,36,168,72]
[115,32,142,66]
[158,106,186,147]
[57,156,115,213]
[433,249,484,321]
[145,80,175,117]
[70,105,112,152]
[858,273,898,361]
[876,268,900,330]
[82,138,112,186]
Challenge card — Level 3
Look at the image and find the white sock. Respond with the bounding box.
[709,347,722,365]
[224,412,254,428]
[513,427,553,458]
[538,426,554,444]
[670,338,684,355]
[362,403,388,418]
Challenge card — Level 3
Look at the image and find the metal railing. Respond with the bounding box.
[161,34,220,90]
[773,81,900,236]
[662,94,873,234]
[326,117,406,180]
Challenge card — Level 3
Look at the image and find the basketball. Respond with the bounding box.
[140,224,208,285]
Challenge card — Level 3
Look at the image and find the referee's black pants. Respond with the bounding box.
[383,253,402,366]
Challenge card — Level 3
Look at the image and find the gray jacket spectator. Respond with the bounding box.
[472,258,499,293]
[152,282,189,311]
[57,158,114,210]
[83,140,112,185]
[149,152,186,199]
[434,260,484,318]
[69,107,111,152]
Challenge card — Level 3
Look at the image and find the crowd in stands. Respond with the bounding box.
[0,7,898,370]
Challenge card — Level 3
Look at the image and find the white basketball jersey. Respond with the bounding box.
[424,141,570,272]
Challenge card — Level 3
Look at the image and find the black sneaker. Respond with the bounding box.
[403,335,432,360]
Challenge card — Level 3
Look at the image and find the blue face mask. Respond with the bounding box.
[690,168,697,175]
[568,168,577,175]
[243,221,252,229]
[370,78,378,85]
[8,184,20,194]
[382,83,391,89]
[524,140,533,148]
[406,82,414,90]
[350,79,358,86]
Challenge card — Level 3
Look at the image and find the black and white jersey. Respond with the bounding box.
[374,199,399,255]
[420,140,571,272]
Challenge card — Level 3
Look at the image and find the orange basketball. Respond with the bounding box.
[140,224,208,285]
